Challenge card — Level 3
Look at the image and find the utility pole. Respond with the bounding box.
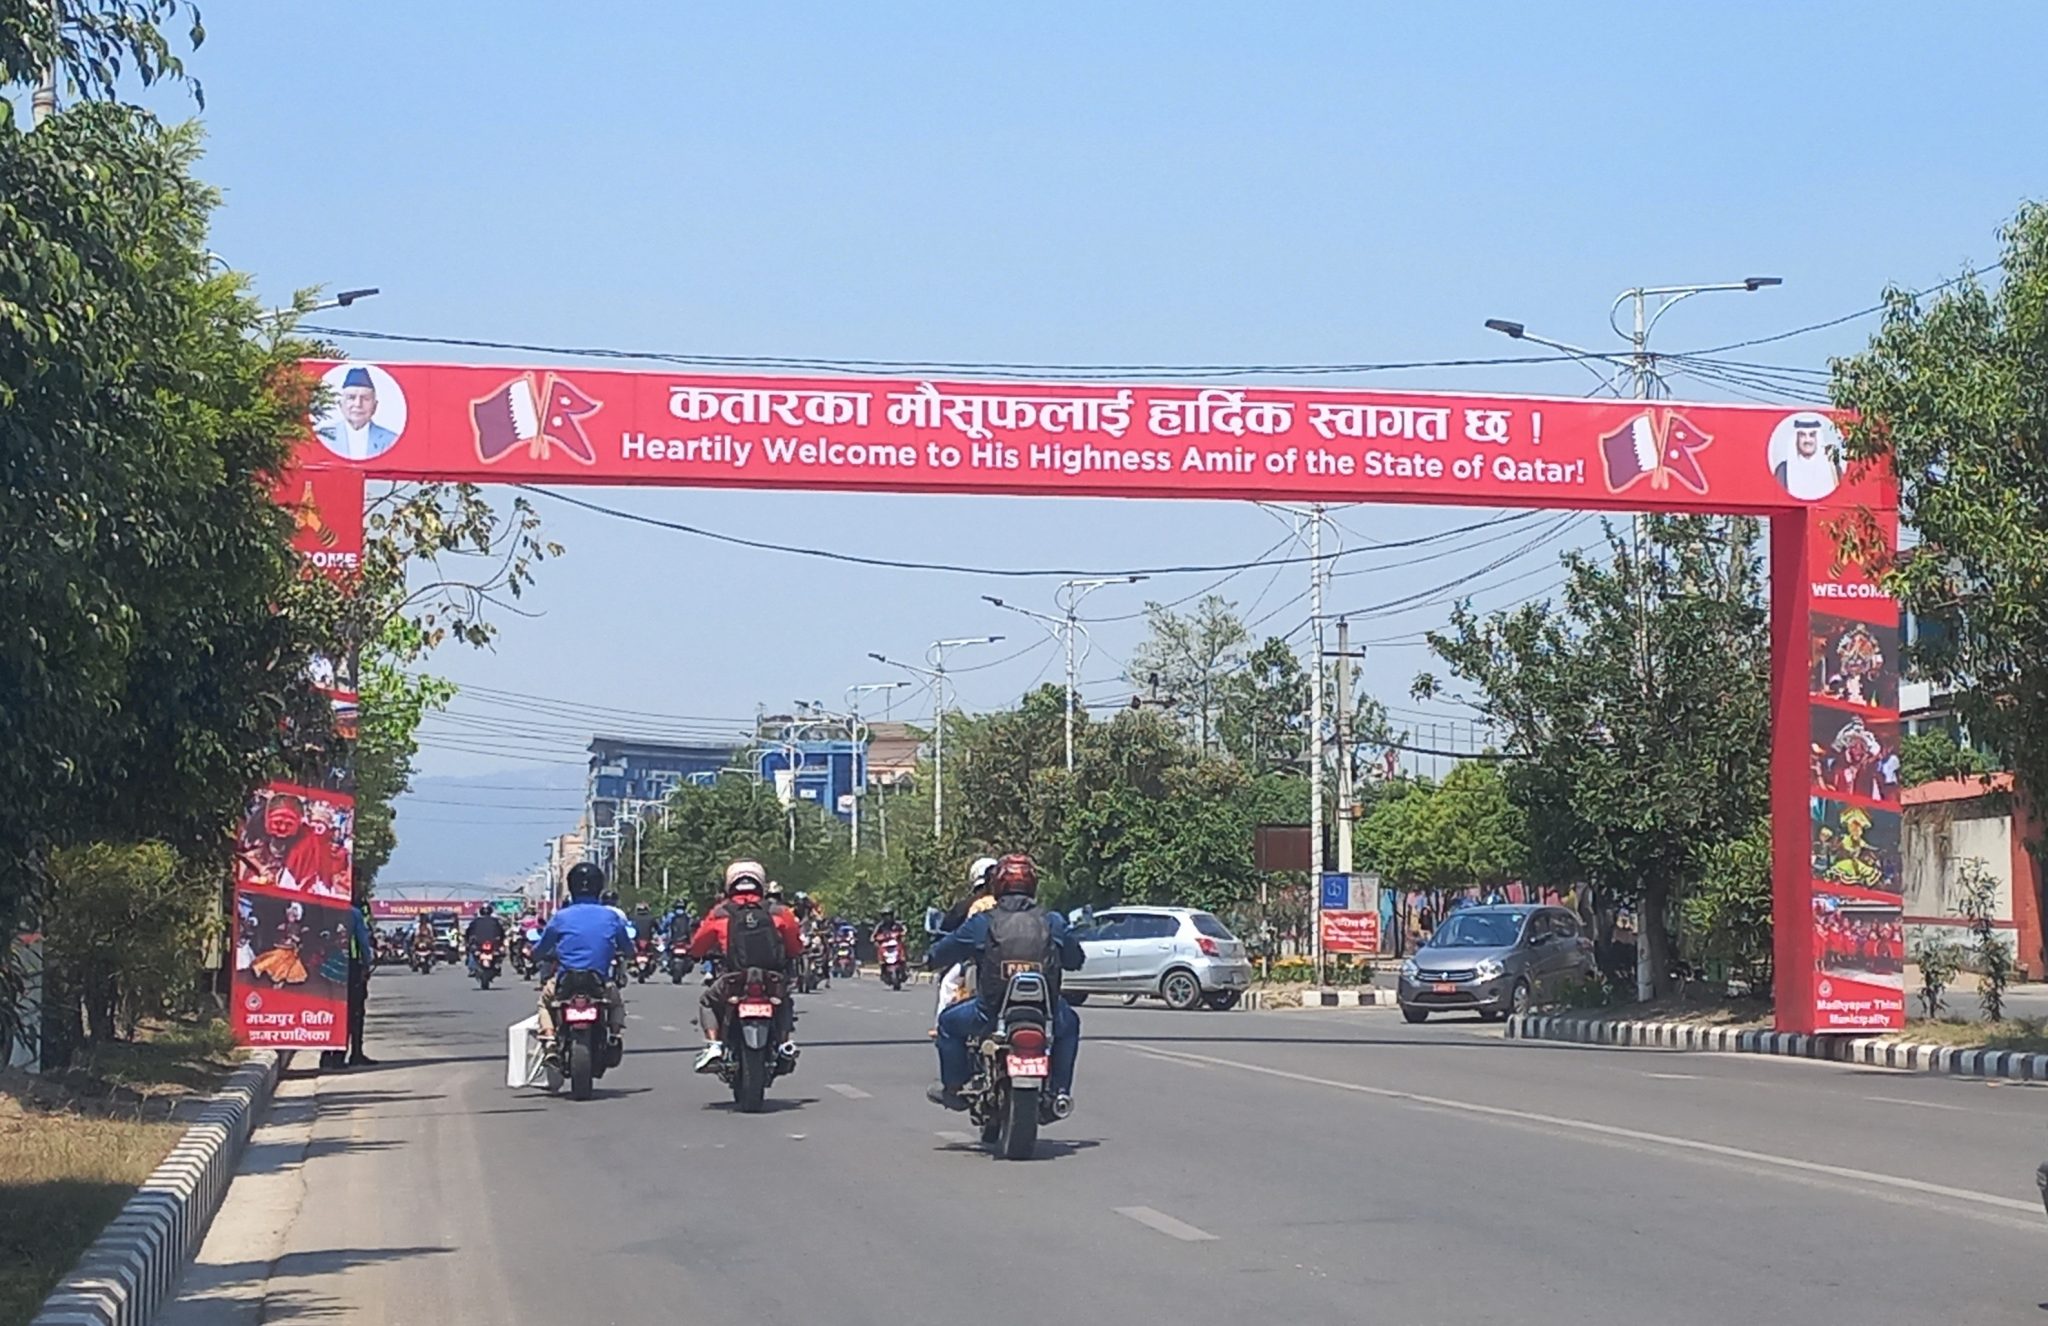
[845,682,908,857]
[31,0,57,127]
[1330,617,1366,876]
[872,637,1001,839]
[1307,506,1327,985]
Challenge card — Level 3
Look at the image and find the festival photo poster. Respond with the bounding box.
[231,887,352,1048]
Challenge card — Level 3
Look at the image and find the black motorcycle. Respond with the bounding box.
[798,939,827,993]
[713,967,795,1113]
[667,937,694,984]
[963,969,1068,1160]
[408,938,435,974]
[470,938,503,990]
[543,968,620,1101]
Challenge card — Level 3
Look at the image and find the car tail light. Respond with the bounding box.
[1195,936,1219,956]
[1010,1025,1048,1054]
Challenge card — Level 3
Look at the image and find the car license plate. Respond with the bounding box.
[1006,1054,1049,1078]
[564,1005,599,1023]
[1432,982,1457,994]
[738,1000,774,1019]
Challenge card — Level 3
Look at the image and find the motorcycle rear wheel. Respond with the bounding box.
[997,1083,1039,1160]
[735,1042,768,1113]
[477,970,495,990]
[569,1034,595,1101]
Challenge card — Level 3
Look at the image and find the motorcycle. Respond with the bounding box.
[832,937,858,981]
[963,969,1068,1160]
[713,966,795,1113]
[511,930,538,981]
[408,938,435,974]
[798,938,828,993]
[542,969,620,1102]
[667,936,693,984]
[631,936,658,983]
[877,932,908,990]
[471,938,503,989]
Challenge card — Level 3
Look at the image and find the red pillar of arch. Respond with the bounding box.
[283,359,1900,1036]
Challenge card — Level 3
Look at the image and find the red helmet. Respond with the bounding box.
[992,853,1038,897]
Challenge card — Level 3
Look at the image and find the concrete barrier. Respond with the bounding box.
[30,1050,286,1326]
[1504,1011,2048,1082]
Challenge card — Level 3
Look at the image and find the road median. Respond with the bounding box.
[1505,1010,2048,1083]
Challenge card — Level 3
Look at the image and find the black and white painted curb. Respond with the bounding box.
[31,1050,287,1326]
[1240,988,1394,1010]
[1506,1011,2048,1082]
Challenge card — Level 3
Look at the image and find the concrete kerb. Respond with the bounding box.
[28,1049,288,1326]
[1504,1011,2048,1083]
[1240,988,1395,1011]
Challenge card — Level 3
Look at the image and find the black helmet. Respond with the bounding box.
[601,889,621,906]
[566,861,605,900]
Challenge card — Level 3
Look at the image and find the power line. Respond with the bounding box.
[519,485,1548,580]
[301,322,1589,382]
[1671,262,2003,357]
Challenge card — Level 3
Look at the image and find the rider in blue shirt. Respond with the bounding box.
[533,862,632,1047]
[925,854,1084,1116]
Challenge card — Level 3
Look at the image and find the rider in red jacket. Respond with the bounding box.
[688,862,804,1072]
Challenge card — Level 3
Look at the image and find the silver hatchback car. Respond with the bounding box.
[1066,907,1253,1010]
[1397,904,1596,1022]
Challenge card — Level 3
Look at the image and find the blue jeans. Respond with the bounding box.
[935,997,1080,1095]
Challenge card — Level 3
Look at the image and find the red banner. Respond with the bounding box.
[369,899,487,919]
[300,360,1889,515]
[1321,909,1382,955]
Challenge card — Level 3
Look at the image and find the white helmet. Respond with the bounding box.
[724,859,767,896]
[969,856,999,892]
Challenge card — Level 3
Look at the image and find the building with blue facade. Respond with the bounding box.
[585,734,746,872]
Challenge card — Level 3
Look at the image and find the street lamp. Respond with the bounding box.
[845,680,912,855]
[870,635,1002,838]
[262,287,381,323]
[985,575,1145,773]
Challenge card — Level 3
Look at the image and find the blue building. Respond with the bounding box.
[585,734,746,872]
[754,739,866,822]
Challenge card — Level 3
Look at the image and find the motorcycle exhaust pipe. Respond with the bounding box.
[1051,1092,1073,1120]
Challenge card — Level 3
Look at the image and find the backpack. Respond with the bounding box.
[977,896,1056,1007]
[725,902,786,972]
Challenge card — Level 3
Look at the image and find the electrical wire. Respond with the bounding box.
[301,323,1593,382]
[1670,262,2003,357]
[518,485,1549,580]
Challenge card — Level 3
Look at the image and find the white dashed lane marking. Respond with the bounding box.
[1116,1206,1218,1242]
[935,1130,974,1145]
[826,1083,871,1099]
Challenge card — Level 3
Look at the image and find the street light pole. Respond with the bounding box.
[1486,276,1781,1002]
[871,638,1002,839]
[845,681,911,855]
[986,577,1144,774]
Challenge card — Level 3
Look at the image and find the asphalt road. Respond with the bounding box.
[164,964,2048,1325]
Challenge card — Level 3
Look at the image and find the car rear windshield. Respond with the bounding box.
[1191,913,1236,940]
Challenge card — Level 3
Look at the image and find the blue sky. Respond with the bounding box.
[160,2,2045,881]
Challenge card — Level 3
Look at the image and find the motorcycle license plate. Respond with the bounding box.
[564,1005,599,1024]
[737,1000,775,1019]
[1432,982,1457,994]
[1005,1054,1050,1079]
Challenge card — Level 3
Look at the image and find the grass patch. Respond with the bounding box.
[0,1018,242,1326]
[1541,994,1776,1028]
[1901,1015,2048,1054]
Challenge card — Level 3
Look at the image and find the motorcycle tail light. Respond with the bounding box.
[1009,1025,1048,1054]
[746,980,764,998]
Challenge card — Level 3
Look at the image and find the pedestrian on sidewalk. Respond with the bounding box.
[342,887,376,1067]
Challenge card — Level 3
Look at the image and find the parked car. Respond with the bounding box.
[1066,907,1252,1010]
[1397,904,1595,1023]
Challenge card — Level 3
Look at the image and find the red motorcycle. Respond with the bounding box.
[877,931,908,990]
[631,936,657,983]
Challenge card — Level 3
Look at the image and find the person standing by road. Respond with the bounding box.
[343,886,376,1067]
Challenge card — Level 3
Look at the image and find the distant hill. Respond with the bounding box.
[380,764,585,885]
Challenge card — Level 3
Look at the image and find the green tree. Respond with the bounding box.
[1679,817,1774,991]
[1833,204,2048,838]
[1898,730,1994,788]
[0,93,334,1056]
[640,777,849,915]
[43,841,214,1043]
[1417,517,1770,996]
[1217,636,1309,771]
[1128,594,1249,754]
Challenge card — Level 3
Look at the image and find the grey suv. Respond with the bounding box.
[1397,904,1595,1022]
[1067,907,1253,1010]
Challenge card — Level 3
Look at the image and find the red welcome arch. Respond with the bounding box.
[281,360,1900,1038]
